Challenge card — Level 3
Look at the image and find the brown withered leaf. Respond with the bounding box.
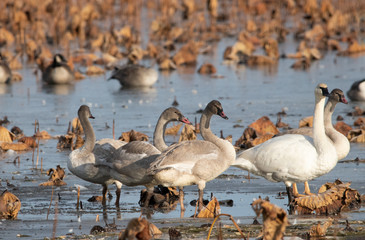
[294,180,361,214]
[119,217,160,240]
[197,197,221,218]
[18,136,38,148]
[158,58,177,71]
[0,190,21,220]
[179,124,196,142]
[74,71,86,80]
[251,199,288,240]
[354,117,365,126]
[309,218,334,237]
[40,165,66,186]
[72,117,83,133]
[197,63,217,74]
[165,123,183,135]
[172,41,199,66]
[86,65,105,75]
[119,130,148,142]
[347,129,365,143]
[338,40,365,56]
[0,142,30,151]
[0,126,14,142]
[334,121,352,137]
[11,72,22,82]
[248,116,279,136]
[299,116,313,128]
[35,130,53,140]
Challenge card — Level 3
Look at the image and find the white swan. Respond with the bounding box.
[233,84,338,203]
[105,107,190,206]
[42,54,74,85]
[275,89,350,195]
[108,64,158,88]
[347,79,365,101]
[147,100,236,211]
[68,105,125,205]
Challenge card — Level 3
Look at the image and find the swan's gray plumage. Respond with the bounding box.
[109,64,158,87]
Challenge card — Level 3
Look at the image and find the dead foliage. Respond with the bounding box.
[119,130,149,142]
[197,197,221,218]
[40,165,66,186]
[57,133,84,150]
[178,124,196,142]
[299,116,313,128]
[197,63,217,74]
[172,41,200,66]
[251,198,288,240]
[34,130,53,139]
[139,186,179,211]
[118,217,161,240]
[0,142,31,151]
[334,121,352,136]
[85,65,105,75]
[347,106,365,117]
[165,123,183,135]
[308,218,334,237]
[347,129,365,143]
[0,190,21,220]
[293,180,361,215]
[235,116,278,149]
[0,126,14,142]
[338,40,365,56]
[18,136,38,148]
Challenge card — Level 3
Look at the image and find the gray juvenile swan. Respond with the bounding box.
[109,64,158,88]
[147,100,236,211]
[347,79,365,101]
[233,84,338,204]
[104,107,190,206]
[42,54,74,85]
[68,105,125,205]
[274,89,350,196]
[0,54,12,84]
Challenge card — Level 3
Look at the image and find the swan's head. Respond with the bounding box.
[163,107,191,124]
[329,88,348,104]
[54,54,67,64]
[316,83,329,99]
[78,105,95,119]
[206,100,228,119]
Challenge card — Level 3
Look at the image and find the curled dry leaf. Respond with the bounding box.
[40,165,66,186]
[0,190,21,220]
[347,129,365,143]
[86,65,105,75]
[0,126,14,142]
[309,218,334,237]
[172,41,199,66]
[74,71,86,80]
[338,40,365,56]
[197,197,221,218]
[18,136,38,148]
[139,185,179,209]
[354,117,365,126]
[165,123,183,135]
[119,217,161,240]
[11,72,22,82]
[0,142,30,151]
[251,199,288,240]
[299,116,313,128]
[197,63,217,74]
[72,117,83,133]
[35,130,53,139]
[248,116,279,136]
[179,124,196,142]
[334,121,352,137]
[119,130,149,142]
[158,58,176,70]
[293,180,361,214]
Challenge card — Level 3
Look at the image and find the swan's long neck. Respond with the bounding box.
[324,100,350,160]
[200,110,215,142]
[153,115,169,151]
[313,95,327,148]
[79,113,95,153]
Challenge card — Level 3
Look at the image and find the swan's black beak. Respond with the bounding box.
[321,87,329,97]
[218,110,228,119]
[89,114,95,119]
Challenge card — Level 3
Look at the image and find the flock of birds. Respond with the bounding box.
[64,79,351,212]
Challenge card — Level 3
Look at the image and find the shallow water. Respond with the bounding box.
[0,36,365,239]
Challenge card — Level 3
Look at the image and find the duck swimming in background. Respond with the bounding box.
[347,79,365,101]
[0,54,12,84]
[109,64,158,88]
[233,84,338,204]
[42,54,74,85]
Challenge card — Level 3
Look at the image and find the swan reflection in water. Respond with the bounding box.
[41,84,75,95]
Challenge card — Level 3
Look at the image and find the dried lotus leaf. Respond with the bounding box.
[165,123,183,135]
[197,197,221,218]
[299,116,313,128]
[18,136,37,148]
[86,65,105,75]
[179,124,196,142]
[0,190,21,219]
[0,126,13,142]
[0,142,30,151]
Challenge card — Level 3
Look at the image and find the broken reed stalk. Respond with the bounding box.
[27,88,30,102]
[113,119,115,140]
[76,186,80,210]
[52,199,59,240]
[40,157,43,173]
[36,138,40,168]
[47,186,54,220]
[206,214,246,240]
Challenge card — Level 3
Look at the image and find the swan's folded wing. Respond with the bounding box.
[147,140,220,175]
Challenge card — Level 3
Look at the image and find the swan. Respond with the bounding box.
[146,100,236,211]
[274,89,350,195]
[42,54,74,85]
[0,54,12,84]
[104,107,190,206]
[233,84,338,204]
[108,64,158,88]
[68,105,125,205]
[347,79,365,101]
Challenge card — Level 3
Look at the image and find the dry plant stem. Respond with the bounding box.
[113,119,115,140]
[206,214,246,240]
[76,186,80,210]
[41,157,43,173]
[47,186,54,220]
[36,138,40,168]
[193,200,199,218]
[52,199,59,240]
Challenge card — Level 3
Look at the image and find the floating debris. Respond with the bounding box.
[0,190,21,220]
[119,129,149,142]
[39,165,66,186]
[119,217,161,240]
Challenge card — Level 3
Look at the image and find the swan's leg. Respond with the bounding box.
[143,186,154,207]
[293,183,306,197]
[286,186,293,205]
[179,187,185,212]
[115,182,122,206]
[198,189,204,212]
[304,181,315,195]
[102,184,108,205]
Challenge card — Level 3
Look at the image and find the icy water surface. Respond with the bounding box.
[0,38,365,239]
